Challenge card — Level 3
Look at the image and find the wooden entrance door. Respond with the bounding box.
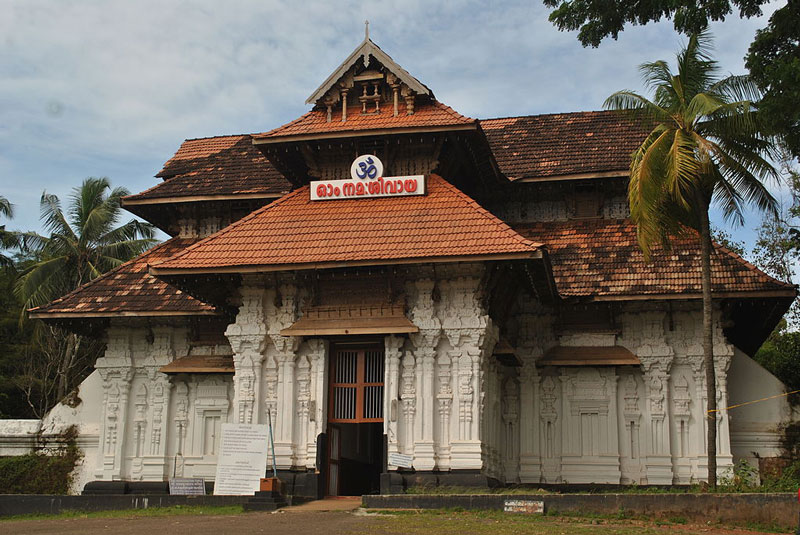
[327,424,341,496]
[328,347,385,423]
[326,345,385,496]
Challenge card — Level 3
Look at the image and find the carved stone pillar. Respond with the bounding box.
[642,356,674,484]
[671,373,692,483]
[264,282,302,468]
[435,350,454,470]
[272,335,301,466]
[502,377,520,483]
[141,326,182,480]
[400,351,416,455]
[448,326,497,470]
[384,336,403,463]
[411,331,440,471]
[540,373,561,483]
[691,359,709,478]
[407,278,441,471]
[130,383,148,479]
[620,371,644,484]
[95,328,134,480]
[306,339,328,469]
[295,354,312,466]
[173,381,190,477]
[226,284,268,425]
[518,357,541,483]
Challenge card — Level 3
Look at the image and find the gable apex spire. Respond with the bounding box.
[305,30,432,106]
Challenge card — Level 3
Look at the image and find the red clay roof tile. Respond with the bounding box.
[253,100,475,141]
[151,175,540,272]
[515,219,795,298]
[29,238,217,317]
[125,135,290,203]
[480,111,650,180]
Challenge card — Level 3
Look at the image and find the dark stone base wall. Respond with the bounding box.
[83,480,215,495]
[380,470,501,494]
[275,470,322,501]
[0,494,249,517]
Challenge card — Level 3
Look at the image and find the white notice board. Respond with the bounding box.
[213,423,269,495]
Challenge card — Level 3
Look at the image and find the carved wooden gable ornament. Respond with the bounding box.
[306,24,432,121]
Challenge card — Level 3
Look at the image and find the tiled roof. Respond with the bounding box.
[124,135,290,203]
[253,100,475,141]
[29,238,217,318]
[480,111,650,180]
[515,219,795,298]
[151,175,541,272]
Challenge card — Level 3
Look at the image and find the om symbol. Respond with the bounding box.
[356,157,377,179]
[350,154,384,181]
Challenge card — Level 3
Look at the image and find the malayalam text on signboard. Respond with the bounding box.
[213,423,269,496]
[310,154,426,201]
[169,477,205,495]
[503,499,544,514]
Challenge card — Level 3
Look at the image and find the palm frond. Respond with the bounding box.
[15,255,72,313]
[0,196,13,219]
[604,91,672,124]
[40,191,76,241]
[709,74,762,103]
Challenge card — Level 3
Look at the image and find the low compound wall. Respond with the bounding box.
[363,493,798,528]
[0,494,249,517]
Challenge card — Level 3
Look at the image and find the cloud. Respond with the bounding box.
[0,0,783,243]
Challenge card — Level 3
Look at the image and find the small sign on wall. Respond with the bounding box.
[503,499,544,514]
[387,452,413,469]
[169,477,205,495]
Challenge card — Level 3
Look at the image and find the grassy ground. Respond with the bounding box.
[0,505,790,534]
[0,504,244,522]
[367,509,792,534]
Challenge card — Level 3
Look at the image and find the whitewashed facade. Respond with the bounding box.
[4,34,796,498]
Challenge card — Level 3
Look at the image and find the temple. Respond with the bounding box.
[22,32,797,497]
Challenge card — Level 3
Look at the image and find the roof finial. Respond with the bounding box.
[365,19,370,41]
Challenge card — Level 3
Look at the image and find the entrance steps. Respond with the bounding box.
[243,490,288,512]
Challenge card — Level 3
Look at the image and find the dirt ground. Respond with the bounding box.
[1,502,791,535]
[2,510,373,535]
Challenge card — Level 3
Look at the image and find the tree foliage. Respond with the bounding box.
[604,31,778,255]
[0,195,17,268]
[745,1,800,158]
[543,0,800,157]
[8,177,156,411]
[16,177,155,313]
[605,31,778,486]
[542,0,769,48]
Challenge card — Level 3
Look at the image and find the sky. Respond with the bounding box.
[0,0,785,248]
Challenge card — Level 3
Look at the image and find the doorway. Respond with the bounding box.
[326,345,384,496]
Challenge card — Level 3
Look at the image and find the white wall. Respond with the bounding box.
[728,347,795,466]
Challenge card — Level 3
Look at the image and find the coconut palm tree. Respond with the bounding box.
[0,195,16,268]
[605,31,779,487]
[16,177,156,400]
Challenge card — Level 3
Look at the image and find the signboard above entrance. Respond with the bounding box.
[310,154,425,201]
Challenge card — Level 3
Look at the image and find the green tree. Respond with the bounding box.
[710,227,747,256]
[543,0,800,156]
[745,1,800,158]
[542,0,769,47]
[604,32,779,486]
[15,177,156,402]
